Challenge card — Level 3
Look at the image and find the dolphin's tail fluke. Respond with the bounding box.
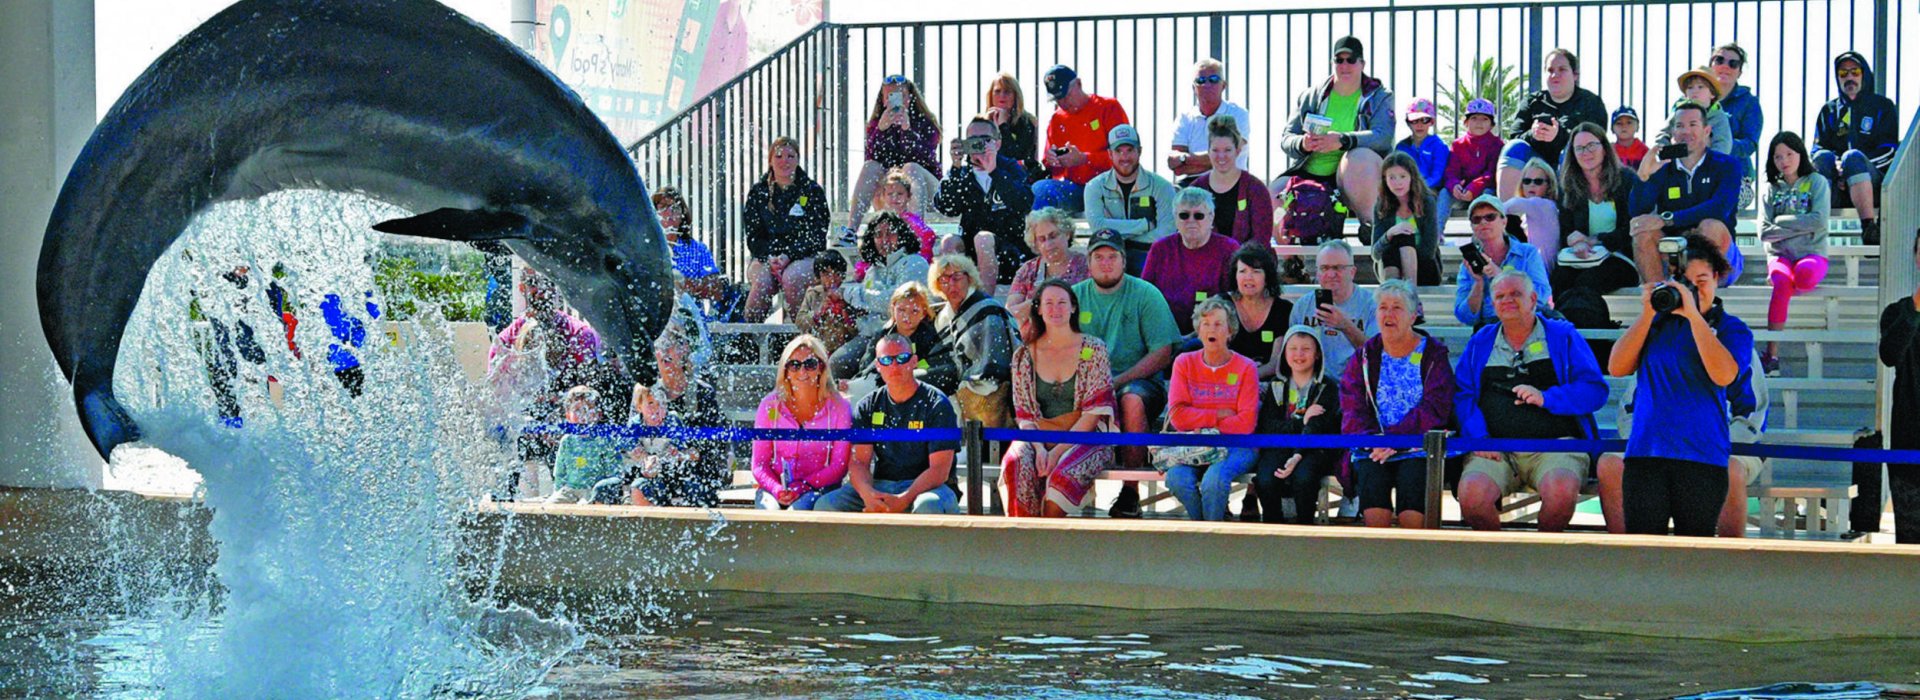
[77,383,139,460]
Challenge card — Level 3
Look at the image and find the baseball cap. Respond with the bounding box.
[1332,36,1364,61]
[1044,65,1077,99]
[1467,194,1506,217]
[1406,97,1436,122]
[1087,229,1126,254]
[1610,105,1639,124]
[1107,123,1141,150]
[1465,98,1497,118]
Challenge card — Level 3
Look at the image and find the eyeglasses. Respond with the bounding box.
[1176,211,1208,220]
[876,351,916,367]
[1573,142,1605,155]
[1711,55,1745,70]
[939,270,971,281]
[883,74,908,85]
[1521,177,1550,186]
[1469,213,1502,224]
[1316,264,1355,273]
[1332,56,1361,65]
[786,357,824,371]
[1193,75,1224,85]
[1837,67,1864,79]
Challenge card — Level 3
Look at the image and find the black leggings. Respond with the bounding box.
[1355,457,1428,515]
[1891,464,1920,544]
[1623,457,1729,536]
[1252,450,1339,524]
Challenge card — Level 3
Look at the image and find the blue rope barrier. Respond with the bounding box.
[520,423,1920,465]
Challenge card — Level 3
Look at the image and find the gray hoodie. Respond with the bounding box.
[1760,172,1831,259]
[1278,75,1395,177]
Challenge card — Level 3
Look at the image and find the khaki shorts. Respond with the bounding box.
[1463,450,1592,496]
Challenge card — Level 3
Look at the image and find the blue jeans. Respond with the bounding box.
[813,479,960,514]
[1500,140,1538,170]
[1812,148,1880,188]
[1031,179,1086,213]
[755,489,823,510]
[1164,447,1259,521]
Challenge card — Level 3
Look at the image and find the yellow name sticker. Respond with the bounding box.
[798,196,809,205]
[871,412,886,426]
[1262,330,1276,343]
[1227,373,1240,385]
[1090,119,1101,131]
[917,359,930,370]
[1138,196,1151,207]
[1080,346,1095,360]
[1527,340,1547,355]
[768,406,779,422]
[908,420,925,430]
[1194,291,1208,301]
[1237,199,1248,211]
[1667,186,1682,199]
[1080,311,1093,324]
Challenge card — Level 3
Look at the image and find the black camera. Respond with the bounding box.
[1657,143,1689,160]
[1650,237,1696,313]
[1459,242,1489,274]
[958,135,992,155]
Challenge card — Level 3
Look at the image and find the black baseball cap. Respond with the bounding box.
[1044,65,1077,99]
[1332,36,1364,61]
[1087,228,1125,254]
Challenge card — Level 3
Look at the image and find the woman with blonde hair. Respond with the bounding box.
[931,254,1016,427]
[832,281,959,397]
[846,75,943,233]
[1504,156,1565,264]
[983,72,1043,180]
[750,334,853,510]
[743,137,831,321]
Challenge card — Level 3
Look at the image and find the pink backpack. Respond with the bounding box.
[1278,178,1343,245]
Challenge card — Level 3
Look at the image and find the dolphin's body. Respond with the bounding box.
[39,0,673,459]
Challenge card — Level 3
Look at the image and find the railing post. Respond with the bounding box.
[1872,0,1889,97]
[1207,13,1226,63]
[912,25,926,89]
[966,420,985,516]
[836,25,851,205]
[1525,3,1544,93]
[1424,430,1447,529]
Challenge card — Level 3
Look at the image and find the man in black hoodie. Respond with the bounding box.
[1812,51,1899,245]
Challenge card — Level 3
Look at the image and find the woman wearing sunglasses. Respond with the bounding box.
[847,75,943,236]
[1503,157,1565,265]
[751,335,853,510]
[1003,279,1117,517]
[1142,187,1239,336]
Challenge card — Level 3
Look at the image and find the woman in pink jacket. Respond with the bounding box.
[752,335,853,510]
[1164,296,1263,521]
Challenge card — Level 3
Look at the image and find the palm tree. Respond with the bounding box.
[1437,58,1530,140]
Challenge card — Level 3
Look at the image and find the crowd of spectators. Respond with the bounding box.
[481,38,1911,542]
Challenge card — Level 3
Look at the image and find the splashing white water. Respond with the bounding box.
[98,191,579,697]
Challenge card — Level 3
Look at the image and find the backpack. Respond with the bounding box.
[1278,178,1343,246]
[1553,286,1614,330]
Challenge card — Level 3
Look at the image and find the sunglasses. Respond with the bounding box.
[1837,68,1864,79]
[883,74,909,85]
[786,357,824,371]
[1333,55,1361,65]
[1469,213,1502,224]
[1711,55,1745,70]
[876,351,916,367]
[1521,177,1550,186]
[1177,211,1209,220]
[1193,75,1224,85]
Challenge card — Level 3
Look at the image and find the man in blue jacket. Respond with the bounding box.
[1454,272,1610,532]
[1812,51,1899,245]
[1628,102,1743,285]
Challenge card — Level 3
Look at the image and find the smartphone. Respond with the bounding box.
[1051,146,1070,156]
[1459,242,1488,273]
[887,92,905,110]
[1657,143,1689,160]
[1314,288,1333,310]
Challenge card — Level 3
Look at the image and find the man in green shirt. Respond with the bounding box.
[1277,36,1396,238]
[1073,230,1182,517]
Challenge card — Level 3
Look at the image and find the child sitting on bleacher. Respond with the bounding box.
[548,386,626,504]
[796,250,862,355]
[1439,98,1503,216]
[872,167,938,266]
[625,382,688,506]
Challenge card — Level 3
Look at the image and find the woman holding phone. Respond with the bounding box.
[845,76,943,239]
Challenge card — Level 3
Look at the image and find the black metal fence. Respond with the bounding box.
[629,0,1912,281]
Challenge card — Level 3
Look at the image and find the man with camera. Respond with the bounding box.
[1454,195,1552,327]
[1628,102,1743,286]
[937,116,1037,288]
[1606,235,1753,536]
[1032,64,1131,214]
[1085,124,1178,275]
[1453,271,1610,532]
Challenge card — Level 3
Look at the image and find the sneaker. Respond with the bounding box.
[1760,352,1782,377]
[1862,219,1881,246]
[834,225,860,247]
[1107,487,1142,519]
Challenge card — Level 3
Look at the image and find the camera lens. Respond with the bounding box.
[1650,285,1681,313]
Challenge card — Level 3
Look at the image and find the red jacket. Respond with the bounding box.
[1441,131,1503,198]
[1045,95,1131,185]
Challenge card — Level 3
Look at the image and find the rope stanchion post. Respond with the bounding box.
[1424,430,1447,529]
[965,420,985,516]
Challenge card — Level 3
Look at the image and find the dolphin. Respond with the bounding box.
[38,0,674,460]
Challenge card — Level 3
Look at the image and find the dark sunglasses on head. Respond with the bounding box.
[1333,56,1361,65]
[1521,177,1550,186]
[1469,213,1502,224]
[1177,211,1208,220]
[1711,55,1745,70]
[883,74,908,85]
[1193,75,1224,85]
[786,357,824,371]
[876,351,916,367]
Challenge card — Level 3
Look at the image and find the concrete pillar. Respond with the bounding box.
[0,1,104,488]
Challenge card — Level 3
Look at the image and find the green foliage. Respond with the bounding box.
[372,253,486,323]
[1436,58,1530,140]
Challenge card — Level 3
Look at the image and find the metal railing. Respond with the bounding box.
[628,0,1913,282]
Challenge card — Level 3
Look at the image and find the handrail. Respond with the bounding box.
[624,22,834,154]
